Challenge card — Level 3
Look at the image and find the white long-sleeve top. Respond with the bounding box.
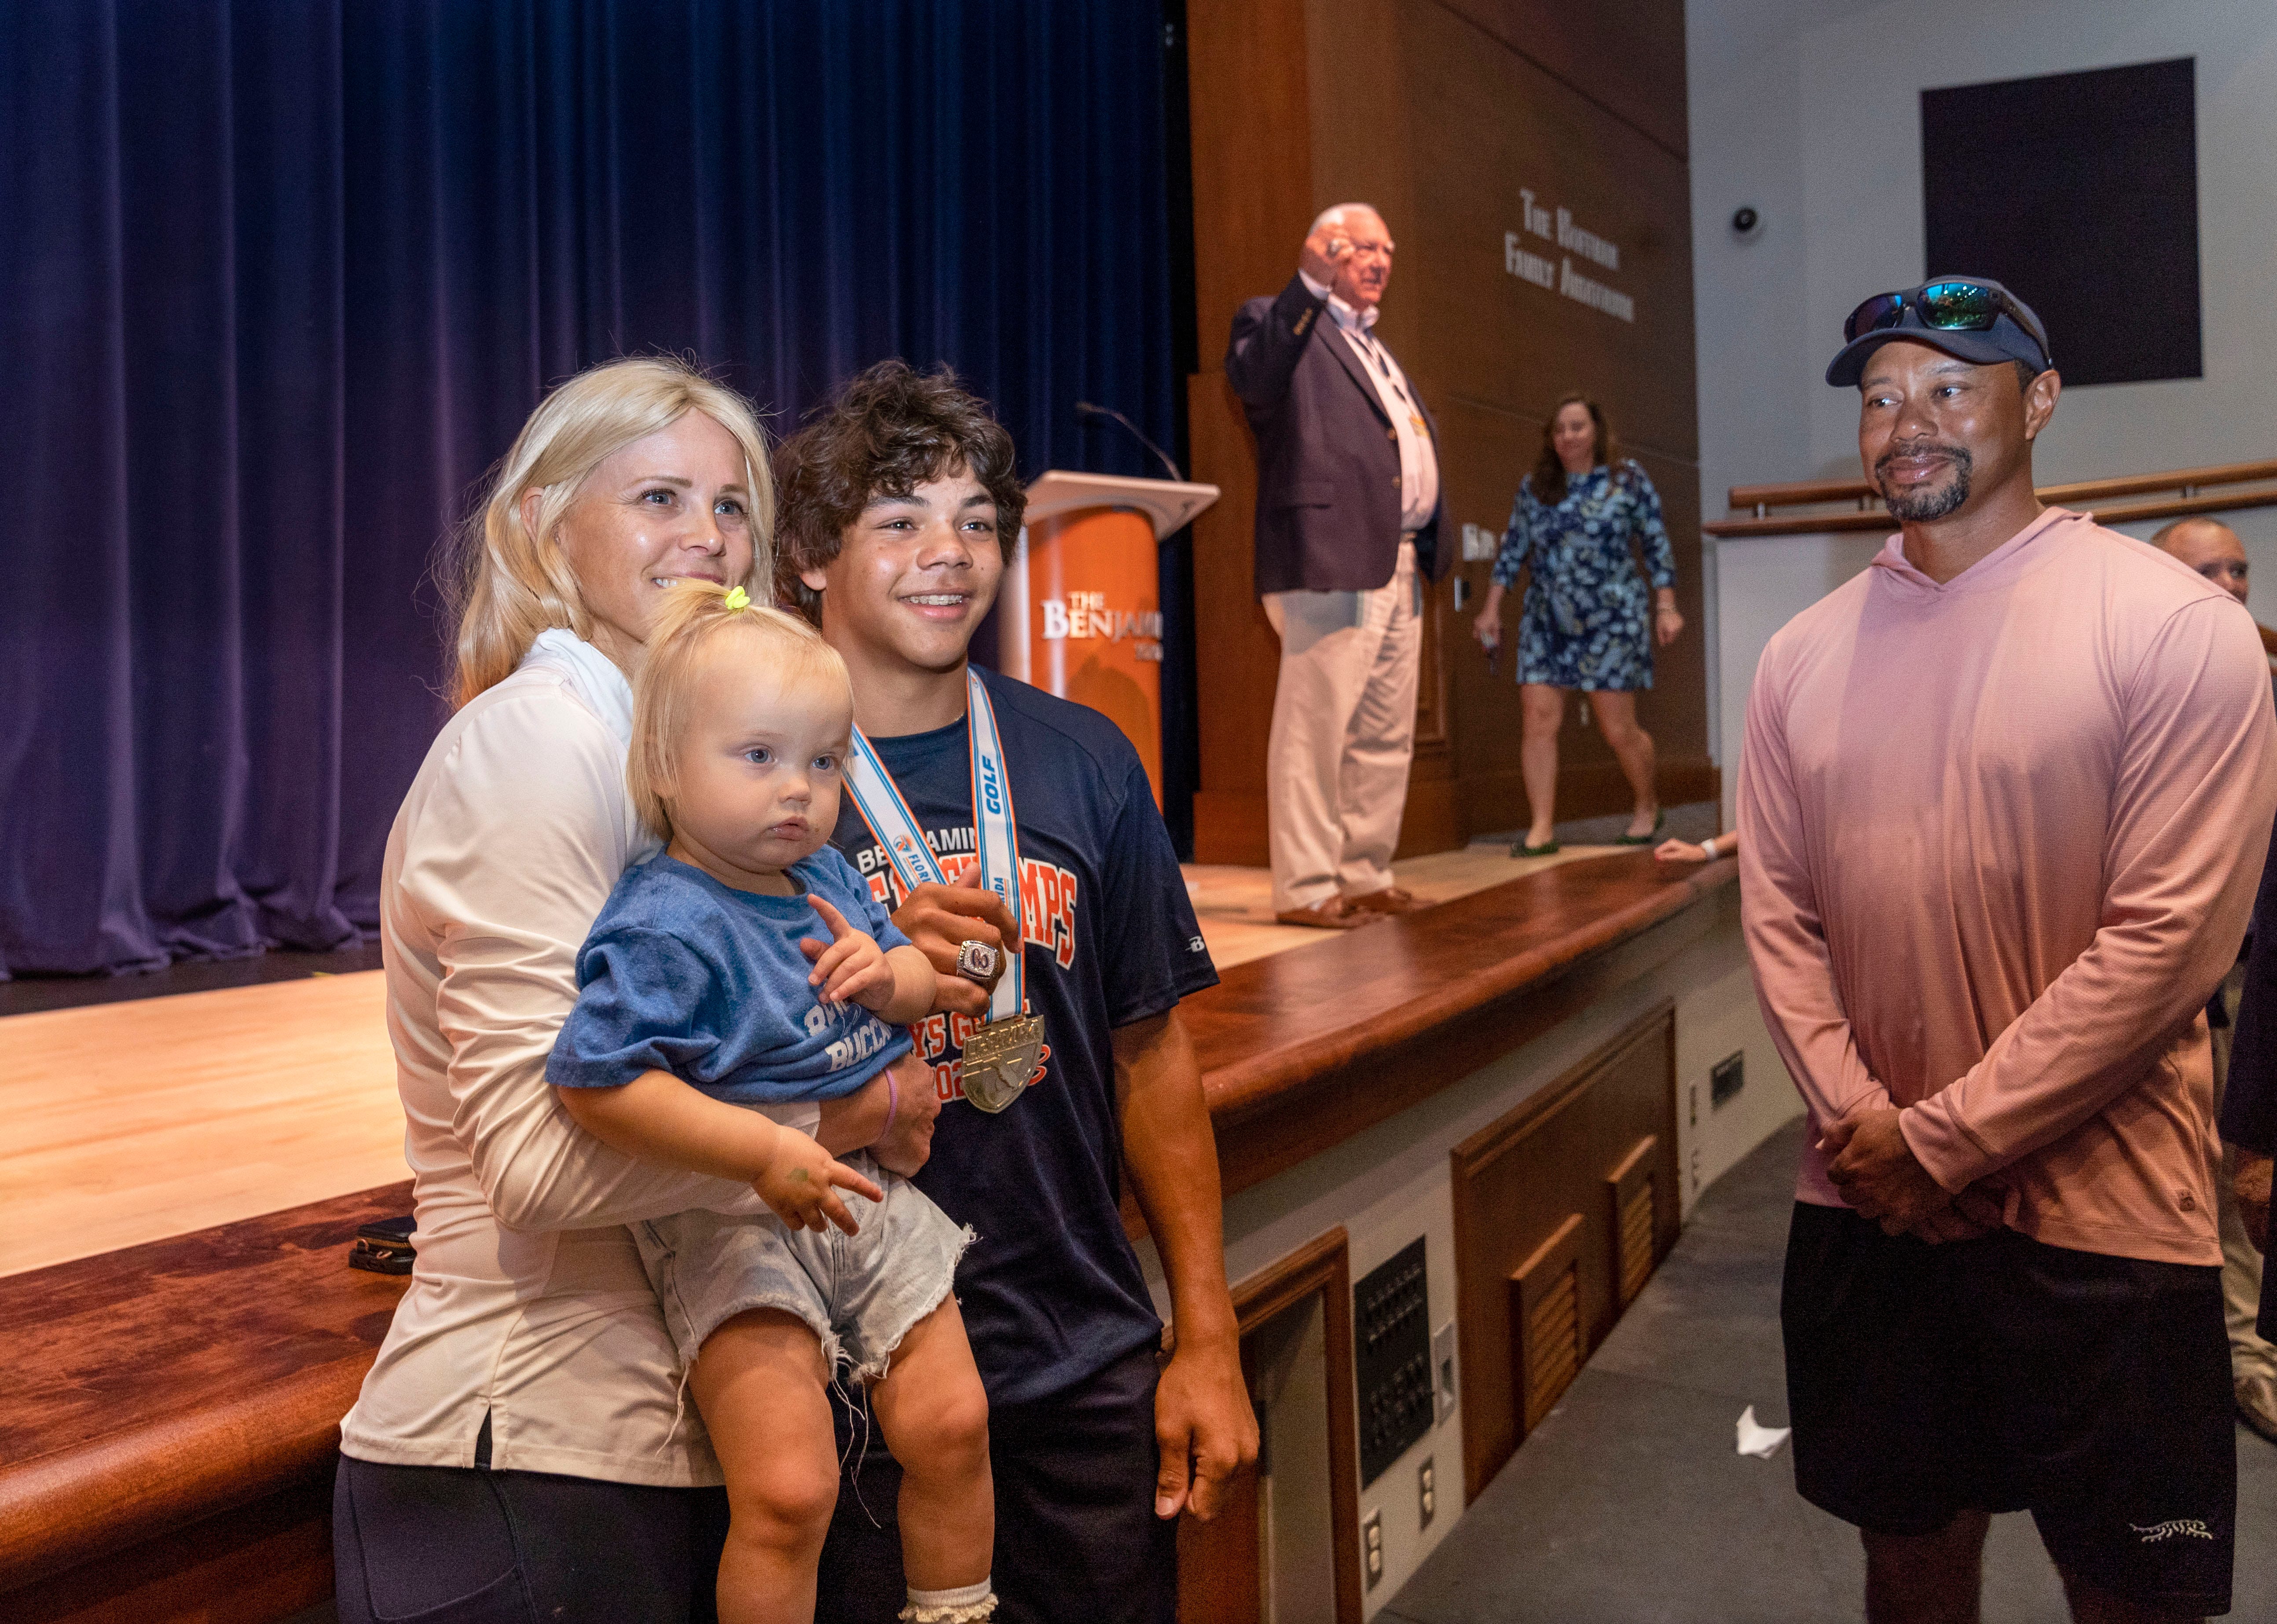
[339,629,761,1483]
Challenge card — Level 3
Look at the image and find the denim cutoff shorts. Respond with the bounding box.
[634,1149,972,1381]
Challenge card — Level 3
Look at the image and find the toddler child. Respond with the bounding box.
[549,583,994,1624]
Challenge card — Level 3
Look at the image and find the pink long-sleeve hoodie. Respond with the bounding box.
[1739,506,2277,1265]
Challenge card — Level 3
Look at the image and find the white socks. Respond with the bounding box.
[899,1577,997,1623]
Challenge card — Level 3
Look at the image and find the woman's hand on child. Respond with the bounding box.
[801,896,900,1012]
[870,1054,942,1178]
[753,1126,884,1235]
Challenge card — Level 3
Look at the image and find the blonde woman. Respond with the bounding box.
[334,357,939,1624]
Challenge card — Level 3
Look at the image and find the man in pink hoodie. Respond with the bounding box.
[1741,279,2277,1623]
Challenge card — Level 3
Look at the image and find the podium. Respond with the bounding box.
[1001,470,1219,805]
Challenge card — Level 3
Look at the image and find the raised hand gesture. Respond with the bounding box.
[1298,215,1352,288]
[800,895,898,1012]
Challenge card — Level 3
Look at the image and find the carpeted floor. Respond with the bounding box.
[1381,1118,2277,1623]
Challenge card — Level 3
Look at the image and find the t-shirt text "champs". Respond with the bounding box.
[847,832,1077,1103]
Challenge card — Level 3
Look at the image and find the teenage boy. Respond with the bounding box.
[1743,278,2277,1622]
[777,359,1257,1624]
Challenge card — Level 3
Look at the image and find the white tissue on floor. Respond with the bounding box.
[1735,1405,1791,1459]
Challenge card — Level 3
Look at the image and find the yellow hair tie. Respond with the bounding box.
[722,585,751,612]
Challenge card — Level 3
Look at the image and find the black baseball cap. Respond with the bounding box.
[1825,277,2053,387]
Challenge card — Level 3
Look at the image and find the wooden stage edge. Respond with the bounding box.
[0,853,1737,1617]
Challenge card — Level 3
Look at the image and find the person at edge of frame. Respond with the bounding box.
[2149,516,2277,1446]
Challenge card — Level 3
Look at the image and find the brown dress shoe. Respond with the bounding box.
[1345,886,1426,915]
[2238,1375,2277,1444]
[1274,895,1386,929]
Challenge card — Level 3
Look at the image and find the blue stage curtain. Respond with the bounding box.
[0,0,1174,977]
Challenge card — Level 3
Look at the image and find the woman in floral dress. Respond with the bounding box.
[1471,395,1684,855]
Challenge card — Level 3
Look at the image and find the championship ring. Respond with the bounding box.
[960,1012,1044,1114]
[953,939,1001,987]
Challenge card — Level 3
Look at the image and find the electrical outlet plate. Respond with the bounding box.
[1431,1320,1458,1423]
[1363,1508,1384,1588]
[1418,1456,1436,1527]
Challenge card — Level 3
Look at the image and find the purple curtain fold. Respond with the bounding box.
[0,0,1175,977]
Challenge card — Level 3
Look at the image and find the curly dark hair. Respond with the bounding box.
[1531,394,1617,506]
[773,359,1027,622]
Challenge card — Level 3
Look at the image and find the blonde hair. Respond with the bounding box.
[627,582,849,842]
[444,356,776,707]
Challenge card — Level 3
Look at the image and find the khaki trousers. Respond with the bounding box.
[1262,540,1421,914]
[2210,965,2277,1381]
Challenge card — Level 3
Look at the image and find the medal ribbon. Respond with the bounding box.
[843,668,1025,1026]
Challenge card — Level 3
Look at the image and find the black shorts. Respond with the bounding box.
[1782,1202,2235,1616]
[333,1454,727,1623]
[816,1340,1177,1624]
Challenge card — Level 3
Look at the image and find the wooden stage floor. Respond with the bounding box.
[0,841,1621,1278]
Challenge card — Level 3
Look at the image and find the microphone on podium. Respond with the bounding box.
[1074,401,1185,483]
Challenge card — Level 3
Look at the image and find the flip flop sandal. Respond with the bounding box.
[1611,810,1668,847]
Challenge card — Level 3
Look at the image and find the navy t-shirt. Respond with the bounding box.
[829,669,1219,1405]
[548,850,914,1104]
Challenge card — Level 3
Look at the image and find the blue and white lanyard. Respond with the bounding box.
[843,668,1026,1025]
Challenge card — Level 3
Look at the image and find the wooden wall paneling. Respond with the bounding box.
[1189,371,1280,863]
[1398,0,1696,458]
[1187,0,1317,861]
[1178,1227,1365,1624]
[1404,0,1703,836]
[1176,1341,1265,1624]
[1620,441,1709,771]
[1186,0,1318,350]
[1302,0,1422,334]
[1448,1002,1677,1502]
[1392,581,1459,856]
[1185,0,1702,862]
[1428,0,1690,161]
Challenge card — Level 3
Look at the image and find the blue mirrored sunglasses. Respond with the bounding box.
[1843,280,2050,361]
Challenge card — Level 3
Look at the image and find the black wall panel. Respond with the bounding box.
[1922,58,2200,387]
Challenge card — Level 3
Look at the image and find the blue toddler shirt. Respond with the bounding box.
[548,850,914,1104]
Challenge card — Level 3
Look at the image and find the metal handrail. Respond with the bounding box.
[1707,458,2277,538]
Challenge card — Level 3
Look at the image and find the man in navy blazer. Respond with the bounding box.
[1225,204,1451,928]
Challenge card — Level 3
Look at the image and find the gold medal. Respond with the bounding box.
[849,671,1043,1118]
[960,1012,1045,1114]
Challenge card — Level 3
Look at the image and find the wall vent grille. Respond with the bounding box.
[1510,1213,1585,1433]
